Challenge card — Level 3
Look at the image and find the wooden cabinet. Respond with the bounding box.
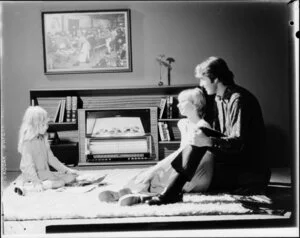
[30,84,197,167]
[50,143,79,166]
[47,123,79,166]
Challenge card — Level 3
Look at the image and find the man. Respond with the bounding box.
[147,56,271,205]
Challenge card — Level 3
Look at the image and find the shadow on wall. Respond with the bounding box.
[265,124,290,168]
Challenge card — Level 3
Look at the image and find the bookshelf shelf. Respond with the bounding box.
[48,122,77,132]
[159,141,181,144]
[158,118,181,122]
[50,142,78,147]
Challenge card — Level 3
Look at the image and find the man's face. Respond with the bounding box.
[197,74,217,95]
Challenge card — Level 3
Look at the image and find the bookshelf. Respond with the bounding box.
[158,119,180,122]
[48,122,77,132]
[159,141,181,144]
[29,84,197,167]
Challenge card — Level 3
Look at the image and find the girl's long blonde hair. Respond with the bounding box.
[18,106,49,153]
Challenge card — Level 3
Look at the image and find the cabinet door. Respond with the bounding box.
[50,143,79,166]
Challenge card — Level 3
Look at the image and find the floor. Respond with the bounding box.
[1,167,292,190]
[1,167,294,216]
[2,172,20,190]
[1,168,296,236]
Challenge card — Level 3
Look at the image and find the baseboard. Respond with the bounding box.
[268,182,291,188]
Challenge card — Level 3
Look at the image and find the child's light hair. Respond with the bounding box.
[178,87,206,118]
[18,106,49,153]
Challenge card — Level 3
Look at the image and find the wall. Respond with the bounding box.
[1,1,294,171]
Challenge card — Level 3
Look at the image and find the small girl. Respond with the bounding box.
[99,87,214,205]
[15,106,79,195]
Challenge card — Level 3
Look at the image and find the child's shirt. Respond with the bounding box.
[178,118,211,149]
[20,136,70,182]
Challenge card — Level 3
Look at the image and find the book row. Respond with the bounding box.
[37,96,78,123]
[158,122,171,141]
[159,96,176,119]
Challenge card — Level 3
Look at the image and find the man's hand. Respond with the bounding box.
[189,129,212,147]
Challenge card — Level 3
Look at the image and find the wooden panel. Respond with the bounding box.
[81,95,163,109]
[78,109,86,163]
[30,84,197,98]
[150,107,159,161]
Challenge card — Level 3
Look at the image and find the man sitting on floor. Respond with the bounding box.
[146,56,271,205]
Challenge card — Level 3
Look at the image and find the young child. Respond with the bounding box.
[99,87,213,205]
[15,106,79,195]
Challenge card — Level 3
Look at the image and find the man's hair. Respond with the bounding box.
[195,56,235,85]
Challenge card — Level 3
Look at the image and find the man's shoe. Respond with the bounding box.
[146,193,183,206]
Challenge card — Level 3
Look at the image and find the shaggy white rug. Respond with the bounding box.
[2,168,273,221]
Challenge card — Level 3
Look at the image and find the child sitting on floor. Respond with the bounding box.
[99,87,213,206]
[15,106,79,195]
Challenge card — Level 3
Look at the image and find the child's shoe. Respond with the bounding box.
[98,190,120,202]
[118,194,152,206]
[98,188,132,203]
[14,182,44,195]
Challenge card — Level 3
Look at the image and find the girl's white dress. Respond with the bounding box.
[19,136,72,183]
[125,118,214,194]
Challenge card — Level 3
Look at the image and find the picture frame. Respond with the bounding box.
[41,9,132,74]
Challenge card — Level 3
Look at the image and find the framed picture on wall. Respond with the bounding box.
[41,9,132,74]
